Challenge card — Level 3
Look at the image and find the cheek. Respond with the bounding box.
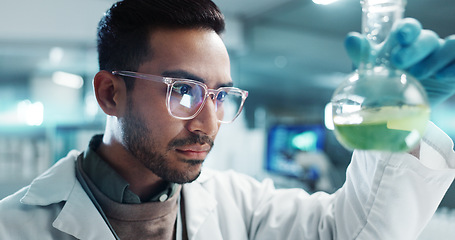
[139,105,185,146]
[129,86,185,141]
[133,82,168,114]
[130,84,173,125]
[142,105,188,145]
[149,117,183,139]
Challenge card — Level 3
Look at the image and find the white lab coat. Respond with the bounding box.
[1,122,455,240]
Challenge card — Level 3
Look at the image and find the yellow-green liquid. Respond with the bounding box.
[333,105,430,152]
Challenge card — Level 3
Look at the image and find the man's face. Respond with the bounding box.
[120,28,231,184]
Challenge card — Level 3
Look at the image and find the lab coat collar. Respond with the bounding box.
[19,151,222,239]
[20,150,115,239]
[52,181,115,239]
[183,169,223,240]
[20,150,81,206]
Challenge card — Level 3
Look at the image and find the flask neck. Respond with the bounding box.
[359,0,406,70]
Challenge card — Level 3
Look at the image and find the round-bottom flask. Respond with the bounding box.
[332,66,430,151]
[331,0,430,152]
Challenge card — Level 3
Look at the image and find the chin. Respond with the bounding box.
[182,161,203,182]
[171,169,202,184]
[164,161,203,184]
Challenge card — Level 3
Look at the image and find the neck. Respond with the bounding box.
[97,130,167,202]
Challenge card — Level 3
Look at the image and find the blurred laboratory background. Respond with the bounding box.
[1,0,455,238]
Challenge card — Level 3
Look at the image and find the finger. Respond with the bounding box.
[345,32,369,68]
[409,35,455,79]
[392,18,422,46]
[380,18,421,55]
[390,29,440,69]
[436,60,455,80]
[420,75,455,106]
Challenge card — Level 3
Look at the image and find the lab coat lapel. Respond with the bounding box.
[182,180,223,240]
[20,150,80,205]
[20,151,115,239]
[52,181,115,239]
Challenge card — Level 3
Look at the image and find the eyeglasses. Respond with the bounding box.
[112,71,248,124]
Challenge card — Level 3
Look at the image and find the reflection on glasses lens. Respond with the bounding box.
[216,89,243,123]
[168,81,244,123]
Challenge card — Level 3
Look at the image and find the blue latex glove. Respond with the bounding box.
[345,18,455,106]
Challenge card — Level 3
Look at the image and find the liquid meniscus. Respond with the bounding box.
[333,105,430,152]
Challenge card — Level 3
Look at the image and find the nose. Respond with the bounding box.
[185,97,220,137]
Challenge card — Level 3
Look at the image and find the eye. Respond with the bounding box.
[217,90,228,102]
[173,83,192,95]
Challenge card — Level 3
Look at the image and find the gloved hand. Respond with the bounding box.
[345,18,455,107]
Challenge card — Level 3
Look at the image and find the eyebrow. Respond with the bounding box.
[161,70,234,88]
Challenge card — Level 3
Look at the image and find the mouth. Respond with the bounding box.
[175,144,211,160]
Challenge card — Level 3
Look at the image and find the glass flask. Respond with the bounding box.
[331,0,430,152]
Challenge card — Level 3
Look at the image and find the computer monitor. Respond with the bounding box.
[266,124,326,178]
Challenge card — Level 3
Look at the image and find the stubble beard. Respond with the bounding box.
[121,99,213,184]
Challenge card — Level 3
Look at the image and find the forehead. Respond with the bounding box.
[138,28,232,88]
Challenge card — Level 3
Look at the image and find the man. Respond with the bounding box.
[1,0,454,239]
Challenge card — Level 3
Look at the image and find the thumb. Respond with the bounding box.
[345,32,370,69]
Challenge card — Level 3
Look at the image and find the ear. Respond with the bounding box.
[93,70,127,116]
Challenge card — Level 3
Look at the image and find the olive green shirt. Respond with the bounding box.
[82,134,178,204]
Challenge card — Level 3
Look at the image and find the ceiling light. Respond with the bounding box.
[17,100,44,126]
[313,0,339,5]
[52,71,84,89]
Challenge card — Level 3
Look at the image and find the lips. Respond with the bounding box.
[175,144,211,159]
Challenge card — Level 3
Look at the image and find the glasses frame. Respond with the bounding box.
[112,70,248,123]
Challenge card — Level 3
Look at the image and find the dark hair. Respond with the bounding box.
[97,0,225,88]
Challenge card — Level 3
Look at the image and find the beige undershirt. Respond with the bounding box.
[77,135,186,239]
[79,157,181,239]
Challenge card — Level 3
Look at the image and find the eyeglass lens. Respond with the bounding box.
[168,81,243,123]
